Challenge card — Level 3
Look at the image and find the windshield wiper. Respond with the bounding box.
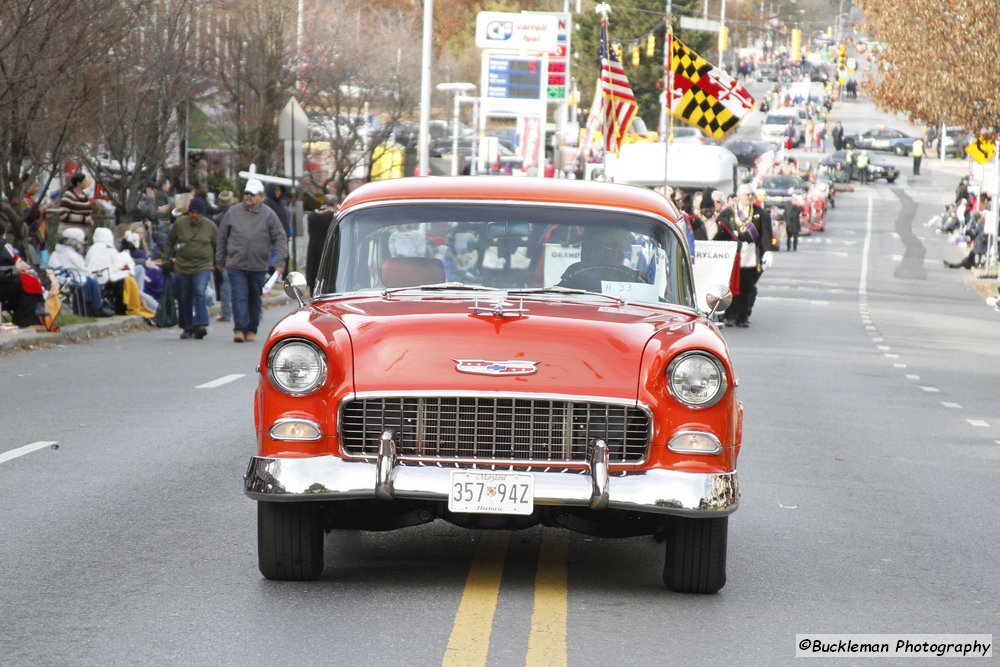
[382,282,498,296]
[507,286,623,305]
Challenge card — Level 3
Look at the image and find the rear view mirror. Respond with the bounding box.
[487,221,531,239]
[704,285,733,318]
[284,271,308,307]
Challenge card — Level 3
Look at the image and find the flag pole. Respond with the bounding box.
[597,3,612,180]
[662,2,673,197]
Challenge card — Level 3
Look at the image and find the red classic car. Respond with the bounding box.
[245,176,743,593]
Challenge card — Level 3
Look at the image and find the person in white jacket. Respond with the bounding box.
[84,227,155,318]
[48,228,112,316]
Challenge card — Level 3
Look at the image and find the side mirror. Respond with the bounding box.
[704,285,733,319]
[284,271,308,308]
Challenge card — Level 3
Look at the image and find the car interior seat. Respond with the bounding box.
[380,256,446,288]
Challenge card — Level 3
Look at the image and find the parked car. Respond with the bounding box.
[819,149,898,183]
[842,127,917,155]
[245,177,744,593]
[931,126,972,158]
[722,138,781,170]
[428,137,522,173]
[669,125,720,146]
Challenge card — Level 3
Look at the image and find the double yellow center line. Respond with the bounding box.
[442,530,569,667]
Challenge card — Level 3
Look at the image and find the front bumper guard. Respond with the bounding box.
[245,437,739,518]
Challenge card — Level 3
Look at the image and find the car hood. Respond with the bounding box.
[304,294,701,399]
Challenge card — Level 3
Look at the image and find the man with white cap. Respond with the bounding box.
[215,178,287,342]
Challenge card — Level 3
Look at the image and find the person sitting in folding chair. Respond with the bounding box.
[0,221,48,329]
[49,227,114,317]
[85,227,155,319]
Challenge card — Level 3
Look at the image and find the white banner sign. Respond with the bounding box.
[693,240,737,311]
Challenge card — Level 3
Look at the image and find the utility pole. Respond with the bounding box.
[718,0,727,72]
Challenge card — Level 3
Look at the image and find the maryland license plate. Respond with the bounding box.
[448,471,534,515]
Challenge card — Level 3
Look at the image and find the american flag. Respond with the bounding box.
[600,15,637,155]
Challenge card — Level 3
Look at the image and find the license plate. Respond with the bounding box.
[448,471,534,515]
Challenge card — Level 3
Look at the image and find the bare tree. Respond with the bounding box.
[0,0,128,244]
[209,0,298,173]
[77,0,206,220]
[298,4,422,200]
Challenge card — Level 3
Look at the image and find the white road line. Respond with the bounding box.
[859,196,873,298]
[884,353,899,359]
[905,374,920,380]
[0,441,58,465]
[919,386,940,393]
[941,402,961,409]
[877,345,890,351]
[967,419,989,428]
[196,374,246,389]
[893,363,907,368]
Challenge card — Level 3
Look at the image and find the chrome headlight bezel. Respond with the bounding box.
[666,351,727,408]
[267,339,328,396]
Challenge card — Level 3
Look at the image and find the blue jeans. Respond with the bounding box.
[227,268,266,334]
[219,271,232,318]
[176,269,212,332]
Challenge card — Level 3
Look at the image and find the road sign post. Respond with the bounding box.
[278,97,308,270]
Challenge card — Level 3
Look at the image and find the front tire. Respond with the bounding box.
[662,516,727,594]
[258,501,325,580]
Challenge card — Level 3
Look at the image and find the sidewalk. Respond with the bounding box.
[0,291,293,354]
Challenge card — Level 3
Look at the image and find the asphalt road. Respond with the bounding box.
[3,96,998,666]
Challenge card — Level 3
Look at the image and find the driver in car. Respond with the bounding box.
[557,226,642,292]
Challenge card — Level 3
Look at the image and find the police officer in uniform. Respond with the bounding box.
[912,137,924,175]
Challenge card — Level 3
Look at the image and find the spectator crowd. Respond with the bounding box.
[2,171,300,340]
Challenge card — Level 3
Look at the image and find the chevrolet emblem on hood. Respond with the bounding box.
[454,359,539,376]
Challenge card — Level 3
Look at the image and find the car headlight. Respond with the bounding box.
[667,352,727,408]
[268,339,327,395]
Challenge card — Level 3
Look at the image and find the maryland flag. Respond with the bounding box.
[670,36,754,140]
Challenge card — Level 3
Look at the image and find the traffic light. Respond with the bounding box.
[838,44,847,69]
[647,34,656,58]
[632,43,640,66]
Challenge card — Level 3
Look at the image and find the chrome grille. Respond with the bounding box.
[340,396,650,464]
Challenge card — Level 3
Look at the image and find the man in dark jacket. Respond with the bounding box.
[264,183,290,274]
[306,194,337,293]
[215,179,287,342]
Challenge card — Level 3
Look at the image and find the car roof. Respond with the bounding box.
[339,176,681,223]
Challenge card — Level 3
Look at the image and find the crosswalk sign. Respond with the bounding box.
[965,137,995,164]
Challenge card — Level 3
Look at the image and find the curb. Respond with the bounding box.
[0,292,293,354]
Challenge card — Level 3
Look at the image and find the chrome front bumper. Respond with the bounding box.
[244,439,739,518]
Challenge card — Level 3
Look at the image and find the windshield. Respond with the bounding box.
[762,176,803,189]
[764,114,797,126]
[314,203,694,307]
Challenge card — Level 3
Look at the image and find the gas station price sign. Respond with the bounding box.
[488,56,543,100]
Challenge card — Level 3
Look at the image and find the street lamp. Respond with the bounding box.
[437,82,477,176]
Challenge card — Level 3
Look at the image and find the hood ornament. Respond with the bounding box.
[454,359,539,376]
[468,297,527,318]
